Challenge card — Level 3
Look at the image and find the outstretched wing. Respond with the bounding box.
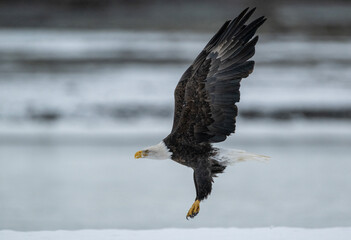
[170,19,230,133]
[169,8,265,144]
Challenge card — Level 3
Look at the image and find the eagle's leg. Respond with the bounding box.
[186,166,212,219]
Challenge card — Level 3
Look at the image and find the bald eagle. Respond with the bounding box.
[135,8,268,219]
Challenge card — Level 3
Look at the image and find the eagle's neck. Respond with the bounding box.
[147,141,172,160]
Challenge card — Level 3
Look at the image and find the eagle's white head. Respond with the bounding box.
[134,141,172,160]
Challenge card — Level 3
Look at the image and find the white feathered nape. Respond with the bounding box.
[212,147,270,166]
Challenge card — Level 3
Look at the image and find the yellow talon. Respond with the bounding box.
[186,200,200,219]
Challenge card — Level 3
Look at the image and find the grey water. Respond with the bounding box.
[0,29,351,230]
[1,133,351,230]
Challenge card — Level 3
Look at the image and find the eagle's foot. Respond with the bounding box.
[186,200,200,220]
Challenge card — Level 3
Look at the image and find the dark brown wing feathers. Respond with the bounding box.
[169,8,265,144]
[172,21,230,133]
[170,20,231,133]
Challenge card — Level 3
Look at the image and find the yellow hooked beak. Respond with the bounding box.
[134,150,144,159]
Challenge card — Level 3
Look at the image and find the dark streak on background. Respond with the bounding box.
[0,0,351,35]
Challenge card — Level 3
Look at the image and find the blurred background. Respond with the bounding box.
[1,0,351,231]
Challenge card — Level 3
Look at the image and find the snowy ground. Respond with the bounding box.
[0,30,350,123]
[1,228,351,240]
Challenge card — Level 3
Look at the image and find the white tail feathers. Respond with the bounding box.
[213,148,270,166]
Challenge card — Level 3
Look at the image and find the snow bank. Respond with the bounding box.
[1,228,351,240]
[1,30,351,124]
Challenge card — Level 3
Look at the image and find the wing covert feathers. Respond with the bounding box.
[170,8,266,144]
